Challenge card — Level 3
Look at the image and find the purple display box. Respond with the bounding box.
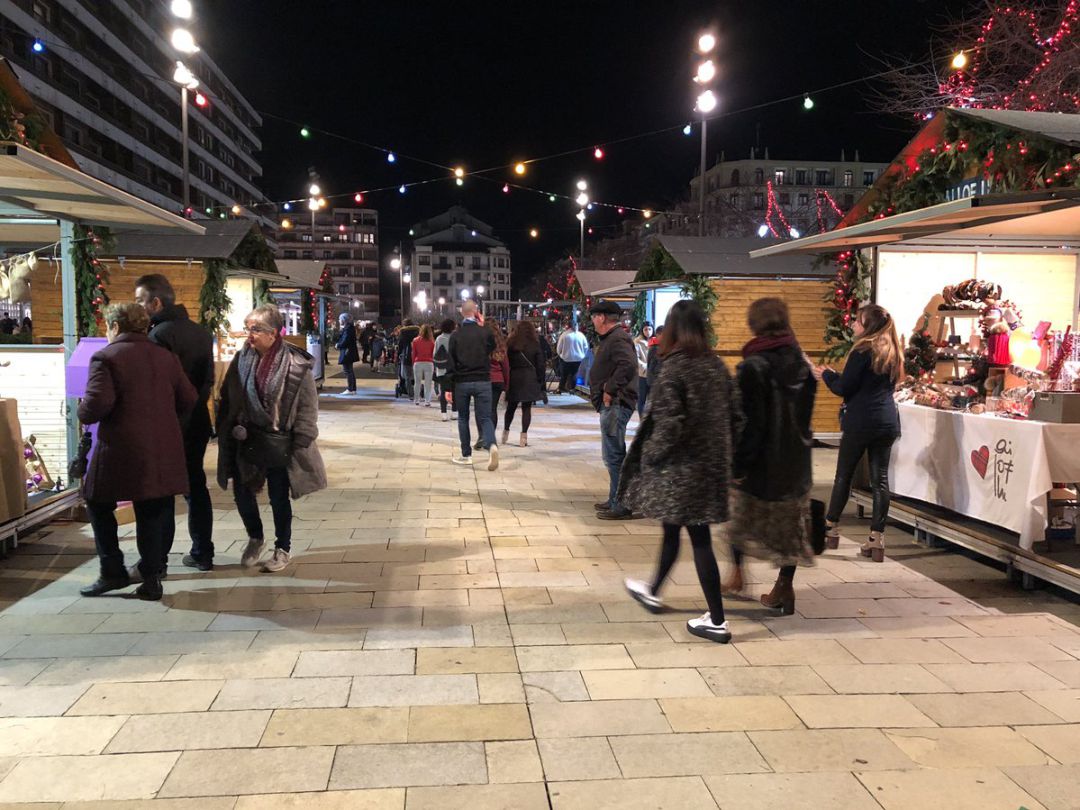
[66,338,108,463]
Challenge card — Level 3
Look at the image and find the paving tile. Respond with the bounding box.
[660,696,802,732]
[811,663,953,693]
[67,679,222,715]
[839,637,967,664]
[127,630,257,655]
[208,610,322,632]
[699,664,833,697]
[1016,723,1080,763]
[293,650,415,677]
[583,668,713,699]
[162,650,298,680]
[212,676,351,710]
[2,633,138,659]
[486,739,544,783]
[260,707,409,746]
[924,662,1072,693]
[886,726,1055,768]
[561,622,673,644]
[0,683,87,717]
[954,614,1080,637]
[517,644,633,672]
[405,783,550,810]
[624,642,747,669]
[609,731,769,776]
[105,708,270,752]
[0,614,106,635]
[60,799,236,809]
[92,611,215,634]
[523,671,591,703]
[748,728,916,772]
[784,694,936,728]
[0,658,51,686]
[1023,689,1080,721]
[234,789,405,809]
[854,768,1048,810]
[1004,764,1080,810]
[736,639,859,666]
[0,752,179,802]
[329,742,487,789]
[32,654,179,685]
[537,737,620,781]
[1034,660,1080,688]
[408,704,532,741]
[549,776,719,809]
[158,746,335,797]
[705,772,883,810]
[530,699,671,737]
[906,692,1066,727]
[363,626,473,649]
[943,636,1075,664]
[856,616,977,637]
[415,647,517,674]
[0,715,126,755]
[348,674,478,706]
[477,673,525,704]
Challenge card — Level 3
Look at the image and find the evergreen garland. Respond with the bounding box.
[680,274,719,347]
[0,87,47,150]
[821,250,872,361]
[904,314,938,378]
[198,258,231,337]
[71,225,114,337]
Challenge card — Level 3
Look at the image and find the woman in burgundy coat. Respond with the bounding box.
[79,302,197,601]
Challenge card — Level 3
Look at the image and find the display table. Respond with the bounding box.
[891,402,1080,549]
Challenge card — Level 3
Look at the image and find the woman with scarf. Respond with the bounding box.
[217,305,327,573]
[335,312,360,395]
[723,297,817,616]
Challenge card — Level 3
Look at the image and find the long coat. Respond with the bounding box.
[617,350,734,525]
[336,323,359,366]
[216,343,328,498]
[506,344,546,403]
[78,332,198,503]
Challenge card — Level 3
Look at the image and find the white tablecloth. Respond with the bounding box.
[891,403,1080,549]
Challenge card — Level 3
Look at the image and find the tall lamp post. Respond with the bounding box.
[574,179,589,261]
[694,32,717,237]
[169,2,199,213]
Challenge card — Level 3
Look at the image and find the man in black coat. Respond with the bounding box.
[587,300,639,519]
[135,274,216,571]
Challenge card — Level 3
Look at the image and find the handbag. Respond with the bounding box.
[808,498,827,555]
[240,425,293,469]
[67,430,93,480]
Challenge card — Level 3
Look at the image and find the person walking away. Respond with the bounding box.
[216,305,327,573]
[813,304,902,562]
[634,322,654,417]
[360,323,375,365]
[135,274,215,573]
[371,328,386,372]
[503,320,547,447]
[412,323,437,406]
[434,319,457,421]
[646,325,663,393]
[479,322,509,450]
[335,312,360,395]
[619,301,735,642]
[79,303,197,600]
[445,300,499,470]
[556,321,589,394]
[588,301,639,519]
[724,297,817,615]
[397,319,420,399]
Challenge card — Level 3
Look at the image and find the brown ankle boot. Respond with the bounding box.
[825,521,840,550]
[760,575,795,615]
[860,531,885,562]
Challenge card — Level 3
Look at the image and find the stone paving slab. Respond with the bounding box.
[0,374,1077,806]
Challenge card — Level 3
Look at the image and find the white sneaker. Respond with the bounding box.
[624,578,664,613]
[425,402,432,407]
[487,443,499,471]
[441,412,450,422]
[240,538,265,568]
[451,454,473,466]
[686,612,732,644]
[262,548,290,573]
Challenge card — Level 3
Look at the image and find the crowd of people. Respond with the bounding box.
[70,276,902,649]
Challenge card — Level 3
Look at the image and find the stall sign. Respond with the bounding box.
[945,177,992,202]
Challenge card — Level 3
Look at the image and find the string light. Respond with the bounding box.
[593,146,605,159]
[230,204,241,215]
[803,94,814,110]
[194,92,207,107]
[387,152,396,163]
[31,39,44,53]
[354,193,363,203]
[502,184,510,193]
[514,162,527,175]
[951,51,968,70]
[683,124,693,135]
[281,218,292,229]
[398,184,406,194]
[300,127,311,139]
[529,228,539,238]
[453,167,465,178]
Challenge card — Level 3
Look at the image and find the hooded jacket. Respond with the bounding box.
[734,343,817,501]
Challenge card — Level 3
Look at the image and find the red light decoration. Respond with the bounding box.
[194,92,207,107]
[593,146,605,159]
[354,193,363,203]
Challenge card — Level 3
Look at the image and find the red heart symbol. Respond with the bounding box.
[971,445,989,479]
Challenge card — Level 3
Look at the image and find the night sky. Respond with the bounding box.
[202,0,973,292]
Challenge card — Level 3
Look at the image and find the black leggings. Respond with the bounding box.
[651,523,725,623]
[504,401,532,433]
[827,431,898,533]
[731,546,797,581]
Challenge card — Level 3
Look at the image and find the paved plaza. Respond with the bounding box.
[0,370,1078,810]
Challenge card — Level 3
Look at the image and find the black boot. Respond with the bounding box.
[80,571,130,597]
[134,577,163,601]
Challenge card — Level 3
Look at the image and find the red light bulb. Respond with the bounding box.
[594,146,604,160]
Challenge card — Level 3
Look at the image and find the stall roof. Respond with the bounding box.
[750,191,1080,258]
[273,260,328,289]
[110,219,252,259]
[660,236,831,277]
[0,143,203,239]
[591,279,682,298]
[575,269,637,295]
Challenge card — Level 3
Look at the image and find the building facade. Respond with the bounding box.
[687,149,890,238]
[408,206,512,315]
[0,0,266,217]
[276,207,379,319]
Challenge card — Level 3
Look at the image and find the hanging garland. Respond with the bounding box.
[71,225,114,337]
[198,258,231,337]
[680,274,719,347]
[0,87,46,150]
[820,249,872,361]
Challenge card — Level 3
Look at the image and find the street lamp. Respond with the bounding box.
[461,288,471,301]
[695,30,717,236]
[438,296,446,315]
[172,61,198,212]
[575,180,589,261]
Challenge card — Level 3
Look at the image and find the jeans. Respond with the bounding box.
[86,496,174,580]
[637,377,650,418]
[558,360,581,392]
[504,401,532,433]
[413,361,435,403]
[342,361,356,392]
[455,380,496,456]
[652,523,725,622]
[234,467,293,551]
[162,429,214,564]
[827,430,898,533]
[599,404,633,511]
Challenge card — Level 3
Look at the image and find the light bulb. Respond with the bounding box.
[308,183,320,196]
[300,127,311,138]
[696,89,718,113]
[390,257,401,270]
[757,224,769,237]
[695,60,716,83]
[281,219,292,229]
[576,192,589,207]
[455,178,464,186]
[398,184,406,194]
[318,198,326,208]
[453,166,465,178]
[502,184,510,193]
[789,227,801,238]
[951,51,968,70]
[514,162,526,175]
[170,0,193,18]
[231,205,241,215]
[387,152,396,163]
[576,179,588,191]
[194,92,207,106]
[172,62,195,87]
[283,202,292,211]
[643,210,653,219]
[170,28,199,54]
[307,198,319,211]
[548,195,556,202]
[354,193,363,203]
[803,94,814,110]
[31,39,44,53]
[529,228,539,238]
[683,123,692,135]
[576,210,586,222]
[698,32,716,53]
[594,146,604,159]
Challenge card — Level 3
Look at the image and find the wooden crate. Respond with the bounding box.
[709,277,841,435]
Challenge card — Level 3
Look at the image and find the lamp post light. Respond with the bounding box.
[438,296,446,315]
[172,62,198,211]
[694,31,717,237]
[575,180,589,261]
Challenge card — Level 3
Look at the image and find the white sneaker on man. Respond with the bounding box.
[487,444,499,471]
[441,412,450,422]
[686,612,732,644]
[451,454,473,466]
[240,538,265,568]
[262,548,290,573]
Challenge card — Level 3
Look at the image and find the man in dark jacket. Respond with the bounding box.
[135,274,216,572]
[588,300,639,519]
[397,319,420,398]
[446,300,499,470]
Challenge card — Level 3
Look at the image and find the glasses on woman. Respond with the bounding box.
[244,324,271,335]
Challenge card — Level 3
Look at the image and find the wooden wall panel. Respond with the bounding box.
[708,278,842,435]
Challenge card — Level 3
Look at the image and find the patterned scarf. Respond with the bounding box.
[238,337,291,430]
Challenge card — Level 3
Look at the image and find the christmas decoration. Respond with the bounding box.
[904,315,938,378]
[71,225,114,337]
[198,258,230,337]
[820,250,872,361]
[22,435,53,494]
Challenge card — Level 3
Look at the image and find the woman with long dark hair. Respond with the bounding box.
[503,320,547,446]
[813,304,902,562]
[619,300,736,643]
[724,298,817,615]
[476,322,510,450]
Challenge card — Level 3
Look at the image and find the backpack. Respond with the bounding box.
[433,342,449,364]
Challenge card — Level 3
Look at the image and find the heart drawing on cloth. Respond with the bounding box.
[971,445,990,479]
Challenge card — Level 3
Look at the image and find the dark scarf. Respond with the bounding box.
[742,332,799,358]
[255,336,284,400]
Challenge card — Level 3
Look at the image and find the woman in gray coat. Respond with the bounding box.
[618,300,735,643]
[217,305,327,573]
